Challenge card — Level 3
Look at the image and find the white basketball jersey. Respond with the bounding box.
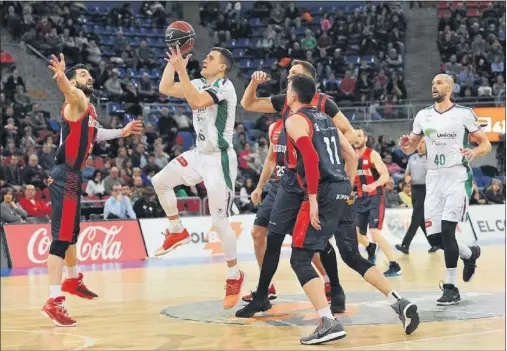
[190,78,237,154]
[412,104,481,171]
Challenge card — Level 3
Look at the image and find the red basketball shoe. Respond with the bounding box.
[154,228,191,256]
[242,284,277,302]
[41,296,77,327]
[62,273,98,300]
[224,270,246,309]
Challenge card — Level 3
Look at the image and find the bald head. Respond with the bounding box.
[432,74,454,103]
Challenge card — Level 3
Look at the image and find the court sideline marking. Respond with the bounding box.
[1,329,96,350]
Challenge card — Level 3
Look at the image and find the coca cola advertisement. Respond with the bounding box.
[3,220,147,268]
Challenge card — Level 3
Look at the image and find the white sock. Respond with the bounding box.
[387,291,401,305]
[227,265,240,279]
[50,285,62,298]
[317,306,334,319]
[66,265,78,279]
[446,268,457,286]
[458,243,472,260]
[169,218,184,233]
[322,275,330,283]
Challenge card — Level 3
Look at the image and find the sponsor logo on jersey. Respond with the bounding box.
[273,144,286,153]
[357,169,373,176]
[436,132,457,139]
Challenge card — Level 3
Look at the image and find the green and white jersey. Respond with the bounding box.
[190,78,237,154]
[412,104,481,171]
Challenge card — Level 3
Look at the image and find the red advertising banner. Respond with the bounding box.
[3,220,147,268]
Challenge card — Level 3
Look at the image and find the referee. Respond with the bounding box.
[395,139,439,254]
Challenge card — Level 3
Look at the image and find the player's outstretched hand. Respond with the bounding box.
[460,148,476,162]
[48,53,66,79]
[251,187,263,205]
[167,46,192,73]
[251,71,270,84]
[121,120,144,137]
[309,197,321,231]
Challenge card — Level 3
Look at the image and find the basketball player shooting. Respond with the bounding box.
[152,45,245,309]
[41,54,142,327]
[399,74,491,305]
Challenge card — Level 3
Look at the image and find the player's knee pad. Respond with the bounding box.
[338,244,373,276]
[49,240,70,259]
[290,248,319,287]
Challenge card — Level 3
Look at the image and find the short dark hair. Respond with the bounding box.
[291,60,317,80]
[1,187,13,201]
[65,64,89,80]
[212,47,234,74]
[289,74,316,104]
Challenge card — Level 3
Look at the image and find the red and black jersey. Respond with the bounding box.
[281,93,331,170]
[354,147,383,197]
[270,120,286,181]
[55,103,98,171]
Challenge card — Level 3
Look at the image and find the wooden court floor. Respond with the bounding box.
[1,245,505,350]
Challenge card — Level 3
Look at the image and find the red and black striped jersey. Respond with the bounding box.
[354,147,383,197]
[55,103,98,171]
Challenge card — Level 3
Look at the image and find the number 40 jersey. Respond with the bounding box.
[412,104,481,170]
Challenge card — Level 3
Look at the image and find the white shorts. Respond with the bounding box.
[424,167,473,235]
[161,148,238,217]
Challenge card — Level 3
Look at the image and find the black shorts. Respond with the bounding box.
[335,201,359,251]
[292,181,352,252]
[49,164,82,244]
[353,194,386,234]
[268,180,305,236]
[254,181,280,228]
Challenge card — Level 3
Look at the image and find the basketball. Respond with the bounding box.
[165,21,195,54]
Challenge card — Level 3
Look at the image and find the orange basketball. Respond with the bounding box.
[165,21,195,54]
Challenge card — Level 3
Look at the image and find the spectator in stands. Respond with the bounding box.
[493,75,505,97]
[384,177,404,208]
[384,153,404,183]
[103,184,136,219]
[172,108,192,131]
[491,55,505,74]
[13,84,31,108]
[257,32,274,57]
[22,154,46,189]
[138,73,156,102]
[213,13,231,45]
[340,71,356,99]
[285,2,301,28]
[143,154,161,176]
[5,69,25,97]
[133,187,163,218]
[269,3,285,30]
[477,77,493,98]
[154,145,170,169]
[86,170,106,197]
[104,69,124,100]
[132,143,148,168]
[321,73,340,100]
[92,61,110,90]
[470,180,487,205]
[137,40,156,69]
[225,1,241,22]
[18,184,51,219]
[301,29,317,51]
[4,118,19,141]
[398,182,412,208]
[2,154,22,189]
[38,143,55,172]
[104,167,124,194]
[130,176,145,203]
[231,18,251,40]
[485,179,505,204]
[1,188,27,224]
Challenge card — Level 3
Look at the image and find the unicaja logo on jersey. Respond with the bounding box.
[436,132,457,139]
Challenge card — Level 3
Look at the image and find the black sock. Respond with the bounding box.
[256,234,284,300]
[320,243,341,291]
[442,220,459,269]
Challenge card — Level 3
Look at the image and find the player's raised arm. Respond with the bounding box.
[323,98,359,144]
[170,47,215,110]
[251,123,277,205]
[96,120,144,141]
[159,54,186,98]
[336,127,358,184]
[241,71,277,113]
[367,150,389,191]
[48,54,87,119]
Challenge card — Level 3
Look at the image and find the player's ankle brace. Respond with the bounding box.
[290,248,319,286]
[49,240,70,259]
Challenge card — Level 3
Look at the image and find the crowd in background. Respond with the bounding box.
[438,2,506,102]
[1,1,505,225]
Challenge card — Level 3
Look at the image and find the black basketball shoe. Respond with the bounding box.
[395,244,409,255]
[366,242,377,264]
[391,298,420,335]
[428,245,440,253]
[436,281,461,305]
[300,317,347,345]
[462,245,481,282]
[384,262,402,277]
[330,287,346,314]
[235,292,272,318]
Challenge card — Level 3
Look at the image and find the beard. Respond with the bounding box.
[432,92,445,103]
[355,141,366,149]
[75,82,93,97]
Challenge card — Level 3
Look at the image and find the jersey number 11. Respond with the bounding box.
[323,136,341,165]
